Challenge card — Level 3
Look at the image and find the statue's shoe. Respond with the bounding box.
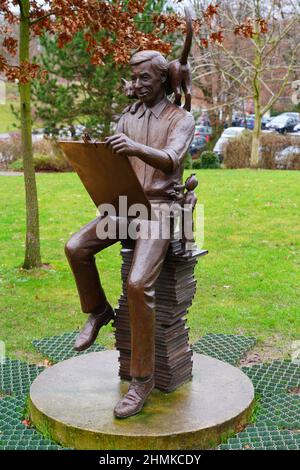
[74,305,115,352]
[113,377,154,419]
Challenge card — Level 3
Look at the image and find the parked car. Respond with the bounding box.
[213,126,245,161]
[293,122,300,132]
[189,135,207,157]
[239,115,255,129]
[0,133,11,141]
[231,113,243,127]
[231,114,270,130]
[197,115,211,127]
[51,124,86,139]
[274,146,300,169]
[266,115,299,133]
[280,112,300,120]
[32,128,45,143]
[194,124,212,142]
[261,116,271,129]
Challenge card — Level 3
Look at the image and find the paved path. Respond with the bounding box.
[0,171,23,176]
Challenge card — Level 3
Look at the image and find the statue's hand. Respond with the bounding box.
[105,133,140,156]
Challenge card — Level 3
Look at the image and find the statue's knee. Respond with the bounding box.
[64,236,81,261]
[127,277,145,298]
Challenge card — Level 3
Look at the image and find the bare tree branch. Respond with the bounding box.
[30,11,55,26]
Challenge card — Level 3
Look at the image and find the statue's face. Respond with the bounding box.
[131,60,165,107]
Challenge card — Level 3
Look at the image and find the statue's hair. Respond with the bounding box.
[130,50,168,79]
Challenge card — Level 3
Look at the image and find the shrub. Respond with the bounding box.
[199,150,220,169]
[259,134,300,169]
[10,153,71,172]
[0,133,22,164]
[9,159,23,171]
[184,152,193,169]
[33,138,54,156]
[224,131,300,169]
[34,153,71,172]
[289,153,300,170]
[4,136,72,172]
[223,131,252,168]
[192,158,202,169]
[33,138,72,171]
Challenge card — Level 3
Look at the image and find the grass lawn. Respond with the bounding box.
[0,169,299,363]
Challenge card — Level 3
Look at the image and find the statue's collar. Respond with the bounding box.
[136,96,169,119]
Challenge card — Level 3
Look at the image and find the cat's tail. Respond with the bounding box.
[180,6,193,66]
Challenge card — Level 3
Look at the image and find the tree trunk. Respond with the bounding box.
[250,113,262,168]
[250,10,262,169]
[250,80,262,167]
[227,105,233,127]
[250,74,262,166]
[19,0,41,269]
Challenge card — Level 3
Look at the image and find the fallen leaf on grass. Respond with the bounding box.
[41,263,55,270]
[22,419,31,427]
[288,387,300,395]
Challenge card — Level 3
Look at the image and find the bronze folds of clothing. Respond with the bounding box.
[116,97,195,201]
[65,215,170,378]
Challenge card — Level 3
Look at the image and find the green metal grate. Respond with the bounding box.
[241,360,300,395]
[0,359,44,396]
[0,395,27,429]
[192,333,257,365]
[255,392,300,429]
[218,424,300,450]
[0,395,65,450]
[217,360,300,450]
[0,431,62,450]
[32,331,105,363]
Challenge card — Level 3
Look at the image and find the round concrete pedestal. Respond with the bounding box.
[29,351,254,450]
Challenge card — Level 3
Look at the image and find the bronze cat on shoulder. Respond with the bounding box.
[167,6,193,111]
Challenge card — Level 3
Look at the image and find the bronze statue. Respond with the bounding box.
[64,15,195,419]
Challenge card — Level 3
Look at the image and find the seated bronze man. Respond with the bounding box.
[64,50,195,418]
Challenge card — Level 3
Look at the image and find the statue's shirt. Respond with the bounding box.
[116,97,195,202]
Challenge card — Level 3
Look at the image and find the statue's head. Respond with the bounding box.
[129,50,168,106]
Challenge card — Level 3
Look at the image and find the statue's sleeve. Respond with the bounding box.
[115,113,125,134]
[162,113,195,172]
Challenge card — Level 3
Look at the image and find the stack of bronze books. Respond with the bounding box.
[114,240,207,392]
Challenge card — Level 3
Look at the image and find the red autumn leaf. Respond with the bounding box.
[0,56,8,72]
[210,30,224,44]
[204,3,220,21]
[200,37,209,48]
[234,20,255,38]
[257,18,268,34]
[3,36,18,55]
[22,419,31,427]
